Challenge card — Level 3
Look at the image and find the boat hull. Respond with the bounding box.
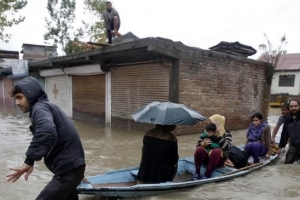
[78,152,278,198]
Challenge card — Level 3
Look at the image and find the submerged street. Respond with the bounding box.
[1,105,300,200]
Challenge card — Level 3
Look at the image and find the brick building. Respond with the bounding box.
[29,37,272,135]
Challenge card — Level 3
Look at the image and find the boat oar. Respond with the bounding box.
[224,162,263,176]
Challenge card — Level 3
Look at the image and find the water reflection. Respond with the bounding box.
[1,105,300,200]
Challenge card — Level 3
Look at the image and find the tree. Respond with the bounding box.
[259,33,287,85]
[0,0,28,42]
[259,33,287,67]
[81,0,106,42]
[64,0,106,54]
[44,0,76,54]
[64,38,92,54]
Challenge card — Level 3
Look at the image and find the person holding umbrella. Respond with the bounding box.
[137,124,179,184]
[192,114,233,180]
[131,101,206,183]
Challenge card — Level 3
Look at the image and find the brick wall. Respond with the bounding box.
[176,49,271,135]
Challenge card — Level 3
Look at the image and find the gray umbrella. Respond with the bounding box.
[131,101,206,126]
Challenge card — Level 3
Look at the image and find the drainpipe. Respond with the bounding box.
[105,71,111,125]
[69,75,73,118]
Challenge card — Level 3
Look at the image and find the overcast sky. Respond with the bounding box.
[0,0,299,59]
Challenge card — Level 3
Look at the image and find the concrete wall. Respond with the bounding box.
[271,71,300,95]
[23,45,46,60]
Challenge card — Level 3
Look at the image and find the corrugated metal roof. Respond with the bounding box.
[258,53,300,71]
[276,53,300,70]
[0,50,19,59]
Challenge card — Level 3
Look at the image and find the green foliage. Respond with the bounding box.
[64,38,88,54]
[44,0,76,54]
[65,0,106,54]
[0,0,27,42]
[259,33,287,85]
[81,0,106,42]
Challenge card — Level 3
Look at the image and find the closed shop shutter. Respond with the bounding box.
[0,78,14,106]
[72,75,105,123]
[111,63,170,130]
[45,75,71,117]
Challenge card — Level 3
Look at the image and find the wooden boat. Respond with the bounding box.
[77,149,278,198]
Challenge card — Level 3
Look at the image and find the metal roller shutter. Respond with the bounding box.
[0,78,14,106]
[45,75,71,117]
[111,63,170,130]
[72,75,105,123]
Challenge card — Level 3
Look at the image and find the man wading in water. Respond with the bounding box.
[278,99,300,163]
[6,76,86,200]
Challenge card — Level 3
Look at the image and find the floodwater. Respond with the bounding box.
[1,105,300,200]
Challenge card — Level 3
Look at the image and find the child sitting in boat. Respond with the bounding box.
[197,123,222,152]
[245,112,272,164]
[192,114,233,180]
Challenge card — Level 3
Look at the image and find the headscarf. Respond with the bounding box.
[246,121,268,141]
[209,114,226,137]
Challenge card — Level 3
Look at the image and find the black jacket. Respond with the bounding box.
[279,111,300,148]
[17,76,85,175]
[137,128,178,183]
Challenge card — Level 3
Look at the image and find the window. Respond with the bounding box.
[279,75,295,87]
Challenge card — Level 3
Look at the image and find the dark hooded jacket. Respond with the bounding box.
[17,76,85,175]
[279,111,300,148]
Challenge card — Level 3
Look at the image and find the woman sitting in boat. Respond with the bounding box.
[245,112,272,164]
[192,114,233,180]
[137,124,179,184]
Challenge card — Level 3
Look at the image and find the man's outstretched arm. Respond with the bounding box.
[6,163,33,182]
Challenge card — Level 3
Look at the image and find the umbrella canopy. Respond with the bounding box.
[131,101,206,126]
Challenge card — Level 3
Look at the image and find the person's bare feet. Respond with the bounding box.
[225,159,234,167]
[82,177,91,183]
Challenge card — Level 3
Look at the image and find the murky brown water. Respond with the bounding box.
[1,105,300,200]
